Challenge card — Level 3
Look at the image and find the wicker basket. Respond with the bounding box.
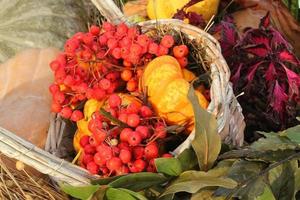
[0,0,245,186]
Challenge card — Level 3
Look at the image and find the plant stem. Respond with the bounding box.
[225,151,300,200]
[99,108,129,128]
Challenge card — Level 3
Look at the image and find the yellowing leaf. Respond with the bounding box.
[187,86,221,171]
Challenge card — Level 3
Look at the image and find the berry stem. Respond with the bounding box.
[99,108,129,128]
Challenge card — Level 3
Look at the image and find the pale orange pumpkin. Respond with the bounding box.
[142,56,209,131]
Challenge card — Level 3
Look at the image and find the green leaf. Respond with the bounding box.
[155,158,182,176]
[91,186,108,200]
[187,86,221,171]
[108,172,169,191]
[106,188,136,200]
[255,185,276,200]
[177,148,198,171]
[60,184,99,200]
[161,170,237,196]
[214,160,267,200]
[295,168,300,196]
[284,125,300,144]
[268,161,297,200]
[251,131,298,151]
[219,149,298,162]
[0,0,87,62]
[192,190,226,200]
[118,188,148,200]
[91,175,124,185]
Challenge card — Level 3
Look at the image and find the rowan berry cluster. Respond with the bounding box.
[79,94,172,175]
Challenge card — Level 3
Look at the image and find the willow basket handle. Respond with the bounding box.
[90,0,130,24]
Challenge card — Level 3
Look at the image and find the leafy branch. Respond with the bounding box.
[225,151,300,200]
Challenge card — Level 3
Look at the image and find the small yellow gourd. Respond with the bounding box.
[142,56,208,131]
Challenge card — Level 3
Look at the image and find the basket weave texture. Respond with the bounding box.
[0,0,245,186]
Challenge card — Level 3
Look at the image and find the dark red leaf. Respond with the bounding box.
[247,61,264,82]
[230,64,242,85]
[279,50,299,65]
[271,28,292,49]
[220,21,239,57]
[244,45,269,57]
[184,0,204,8]
[173,10,186,20]
[283,65,300,97]
[259,12,271,29]
[265,62,277,82]
[185,12,206,28]
[250,36,270,50]
[270,81,288,112]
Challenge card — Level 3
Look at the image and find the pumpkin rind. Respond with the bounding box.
[142,56,209,131]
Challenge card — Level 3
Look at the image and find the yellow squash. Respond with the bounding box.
[142,56,208,131]
[147,0,220,22]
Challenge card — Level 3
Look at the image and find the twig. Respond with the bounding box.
[225,151,300,200]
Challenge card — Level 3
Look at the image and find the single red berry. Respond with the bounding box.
[79,135,90,147]
[51,102,62,113]
[177,57,188,68]
[90,25,100,35]
[140,106,153,117]
[127,103,141,114]
[107,39,118,49]
[144,143,159,159]
[158,45,169,56]
[105,107,117,118]
[106,72,120,82]
[130,44,143,55]
[84,144,96,154]
[82,154,94,165]
[119,37,132,47]
[133,146,144,159]
[127,27,139,38]
[118,113,128,123]
[146,165,156,172]
[70,110,84,122]
[87,162,99,174]
[106,157,123,172]
[160,35,175,48]
[60,107,73,119]
[53,91,65,104]
[99,35,108,46]
[121,69,133,81]
[108,94,122,108]
[94,152,106,166]
[128,131,142,146]
[93,130,107,143]
[123,60,132,67]
[148,42,159,55]
[99,78,111,90]
[120,128,133,142]
[63,75,75,86]
[49,84,60,94]
[89,136,101,146]
[137,34,150,47]
[162,153,173,158]
[155,124,167,139]
[127,114,140,127]
[119,149,132,164]
[83,33,94,46]
[127,162,138,173]
[118,142,130,151]
[116,165,129,175]
[50,60,60,71]
[112,47,122,59]
[100,167,109,175]
[93,88,106,100]
[173,45,189,58]
[121,47,130,59]
[135,126,150,139]
[88,118,103,133]
[103,22,115,32]
[134,159,147,172]
[96,144,113,161]
[116,23,128,36]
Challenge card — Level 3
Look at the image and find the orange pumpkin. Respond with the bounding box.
[142,56,209,131]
